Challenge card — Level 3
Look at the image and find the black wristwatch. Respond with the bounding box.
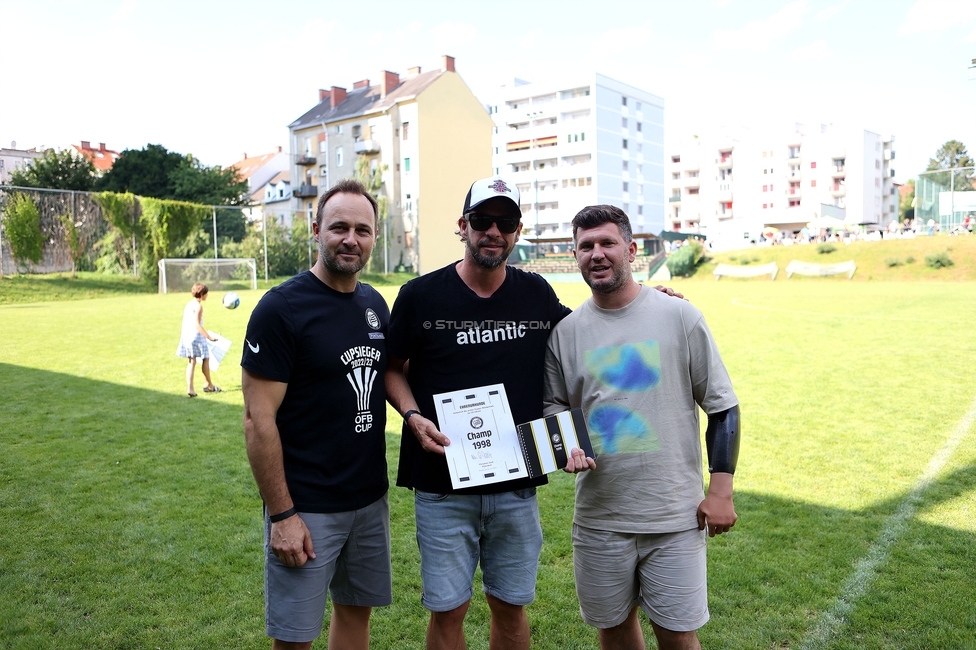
[403,409,421,422]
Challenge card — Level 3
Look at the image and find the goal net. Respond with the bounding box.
[157,258,257,294]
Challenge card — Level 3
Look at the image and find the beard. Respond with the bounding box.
[320,240,370,276]
[466,233,514,270]
[581,259,630,295]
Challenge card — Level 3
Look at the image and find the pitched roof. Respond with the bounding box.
[229,150,285,182]
[74,142,121,172]
[289,69,446,131]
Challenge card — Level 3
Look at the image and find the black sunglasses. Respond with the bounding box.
[465,212,521,234]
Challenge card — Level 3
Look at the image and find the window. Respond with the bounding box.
[811,161,817,169]
[763,185,768,192]
[352,125,361,140]
[763,203,767,209]
[875,160,880,169]
[622,117,628,128]
[770,184,773,191]
[638,205,643,215]
[671,155,680,163]
[636,102,642,111]
[637,122,642,132]
[623,161,629,171]
[811,180,817,187]
[672,172,680,180]
[622,139,628,149]
[336,124,343,134]
[403,122,410,140]
[336,147,344,167]
[319,139,327,153]
[404,158,411,172]
[623,182,629,192]
[622,96,627,106]
[688,188,698,195]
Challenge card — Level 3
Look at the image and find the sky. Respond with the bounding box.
[2,0,975,183]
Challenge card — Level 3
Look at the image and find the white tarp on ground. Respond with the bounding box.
[713,262,778,280]
[785,260,856,279]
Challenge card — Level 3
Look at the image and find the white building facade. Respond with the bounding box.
[666,124,897,251]
[487,73,665,240]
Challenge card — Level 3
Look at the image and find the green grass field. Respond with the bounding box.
[1,271,975,648]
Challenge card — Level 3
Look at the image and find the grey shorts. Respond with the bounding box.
[573,524,709,633]
[264,495,392,643]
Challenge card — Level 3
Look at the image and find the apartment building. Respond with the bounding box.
[487,73,665,241]
[666,123,897,251]
[288,55,493,274]
[0,143,44,184]
[228,147,292,227]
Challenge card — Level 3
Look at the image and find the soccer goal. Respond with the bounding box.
[157,258,258,294]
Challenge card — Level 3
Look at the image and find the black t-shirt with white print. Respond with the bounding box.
[241,271,389,513]
[387,263,572,495]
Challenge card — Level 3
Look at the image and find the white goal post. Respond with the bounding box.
[157,258,258,294]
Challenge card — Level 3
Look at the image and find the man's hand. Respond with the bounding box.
[409,415,451,455]
[563,447,596,473]
[270,515,316,567]
[653,284,685,300]
[697,472,736,537]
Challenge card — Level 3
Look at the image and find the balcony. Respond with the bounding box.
[296,155,317,166]
[293,184,318,198]
[788,185,802,197]
[354,140,380,154]
[717,155,733,169]
[717,189,733,202]
[669,196,682,203]
[830,185,846,197]
[683,175,700,189]
[717,209,733,220]
[831,166,846,178]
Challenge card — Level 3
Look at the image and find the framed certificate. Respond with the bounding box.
[434,383,593,489]
[434,383,527,489]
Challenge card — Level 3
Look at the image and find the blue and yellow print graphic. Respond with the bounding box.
[584,341,662,454]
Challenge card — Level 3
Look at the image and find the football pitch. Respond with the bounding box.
[1,280,974,649]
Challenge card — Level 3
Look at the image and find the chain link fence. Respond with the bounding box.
[0,186,110,275]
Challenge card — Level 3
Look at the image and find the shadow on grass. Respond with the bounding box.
[1,363,974,649]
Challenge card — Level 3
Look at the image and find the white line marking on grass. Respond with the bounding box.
[799,394,976,650]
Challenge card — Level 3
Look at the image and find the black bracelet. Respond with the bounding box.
[269,507,297,523]
[404,409,421,422]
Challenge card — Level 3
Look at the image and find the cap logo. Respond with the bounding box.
[488,180,511,194]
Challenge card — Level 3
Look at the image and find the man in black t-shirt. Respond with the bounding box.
[385,176,573,650]
[242,179,391,650]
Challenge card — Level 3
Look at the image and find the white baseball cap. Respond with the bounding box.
[462,176,521,219]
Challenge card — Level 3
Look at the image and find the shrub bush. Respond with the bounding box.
[924,251,953,269]
[884,257,902,267]
[906,256,915,264]
[817,243,837,254]
[666,240,704,277]
[1,193,45,272]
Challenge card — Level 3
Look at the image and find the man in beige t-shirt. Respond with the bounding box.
[544,205,741,650]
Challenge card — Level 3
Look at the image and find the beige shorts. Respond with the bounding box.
[572,524,709,632]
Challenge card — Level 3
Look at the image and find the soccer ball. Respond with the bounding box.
[222,292,240,309]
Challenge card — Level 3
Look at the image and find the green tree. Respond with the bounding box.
[1,193,45,272]
[899,179,915,223]
[171,158,249,207]
[927,140,974,172]
[8,148,96,191]
[354,155,389,273]
[95,144,184,198]
[925,140,975,191]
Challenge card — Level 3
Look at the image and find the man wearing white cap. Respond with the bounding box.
[384,176,571,649]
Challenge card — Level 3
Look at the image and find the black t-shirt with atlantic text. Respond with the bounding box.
[241,271,389,513]
[387,263,571,495]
